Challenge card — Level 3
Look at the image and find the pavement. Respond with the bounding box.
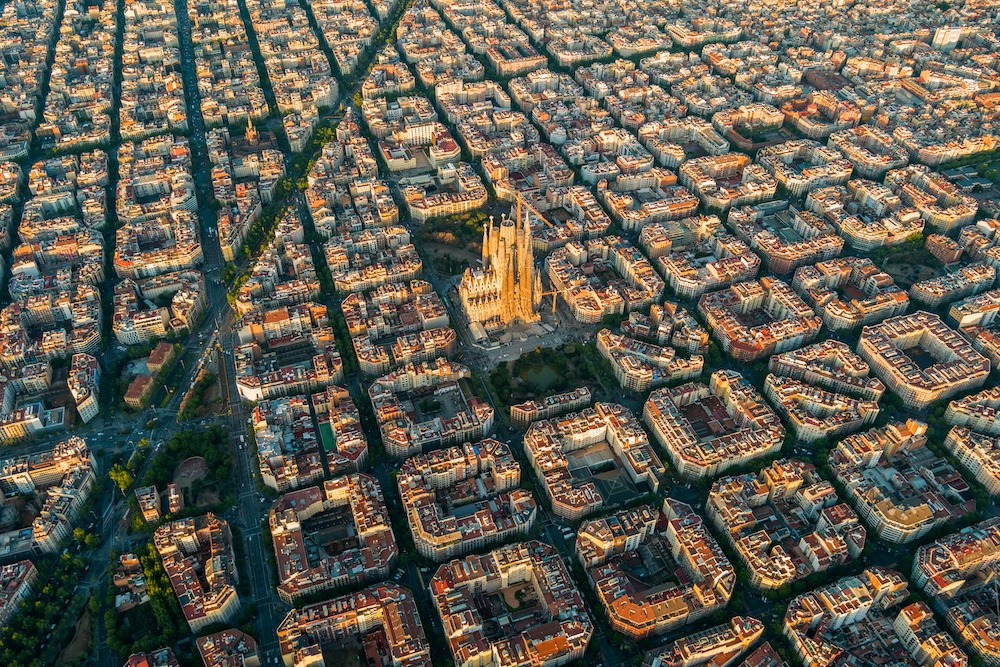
[217,318,287,666]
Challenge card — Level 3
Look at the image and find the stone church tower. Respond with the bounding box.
[459,198,542,330]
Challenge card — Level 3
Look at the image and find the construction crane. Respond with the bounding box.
[540,288,561,314]
[510,192,562,315]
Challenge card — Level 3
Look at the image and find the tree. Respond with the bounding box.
[109,464,134,494]
[601,313,628,329]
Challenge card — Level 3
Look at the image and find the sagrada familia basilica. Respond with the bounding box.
[459,199,542,331]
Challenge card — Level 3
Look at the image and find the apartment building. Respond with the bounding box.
[268,475,397,604]
[398,439,536,561]
[153,514,241,632]
[644,370,784,481]
[431,541,592,667]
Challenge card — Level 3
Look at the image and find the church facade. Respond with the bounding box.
[459,200,542,331]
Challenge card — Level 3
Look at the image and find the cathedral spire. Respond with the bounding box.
[482,217,493,266]
[459,201,542,330]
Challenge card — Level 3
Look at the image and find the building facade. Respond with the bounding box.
[459,199,542,331]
